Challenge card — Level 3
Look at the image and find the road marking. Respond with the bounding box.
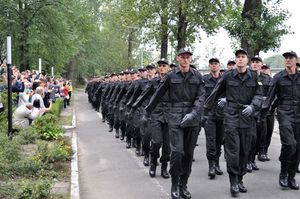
[127,149,170,199]
[95,112,169,198]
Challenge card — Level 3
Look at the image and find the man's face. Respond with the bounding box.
[209,61,220,73]
[140,70,147,78]
[125,74,130,81]
[147,68,156,76]
[235,53,248,68]
[251,60,263,71]
[158,64,170,75]
[227,63,235,70]
[284,55,297,68]
[176,53,192,68]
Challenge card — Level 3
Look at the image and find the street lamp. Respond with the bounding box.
[6,33,13,138]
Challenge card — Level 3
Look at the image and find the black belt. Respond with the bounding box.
[170,102,193,107]
[157,102,169,107]
[278,100,300,106]
[227,101,246,109]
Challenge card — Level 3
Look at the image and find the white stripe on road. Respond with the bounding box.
[127,149,170,199]
[96,112,170,199]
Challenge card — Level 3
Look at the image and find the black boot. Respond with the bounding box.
[143,155,149,166]
[229,174,239,197]
[171,176,180,199]
[115,129,119,138]
[246,162,252,173]
[179,176,192,199]
[215,159,223,175]
[126,138,131,149]
[135,138,141,156]
[279,173,288,188]
[149,157,157,177]
[108,125,113,132]
[208,160,216,179]
[238,175,247,193]
[120,130,125,140]
[161,162,170,179]
[288,174,299,190]
[279,163,288,188]
[102,116,105,123]
[251,161,259,171]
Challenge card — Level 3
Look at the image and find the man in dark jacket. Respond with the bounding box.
[203,58,224,179]
[146,48,205,199]
[205,49,263,197]
[262,51,300,190]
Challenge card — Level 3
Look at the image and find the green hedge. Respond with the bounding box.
[50,98,64,116]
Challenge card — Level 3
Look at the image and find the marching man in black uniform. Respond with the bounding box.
[145,48,205,199]
[205,49,263,197]
[203,58,224,179]
[262,51,300,190]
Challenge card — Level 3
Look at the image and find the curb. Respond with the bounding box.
[70,107,80,199]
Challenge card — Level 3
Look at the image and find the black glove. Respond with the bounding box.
[180,113,194,128]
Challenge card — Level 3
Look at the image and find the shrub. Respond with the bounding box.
[31,114,64,140]
[15,127,39,144]
[34,139,72,164]
[19,179,53,199]
[50,98,64,116]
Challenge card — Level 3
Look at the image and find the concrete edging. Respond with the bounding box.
[70,107,80,199]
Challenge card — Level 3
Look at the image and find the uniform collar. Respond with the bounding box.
[232,68,252,78]
[175,66,196,75]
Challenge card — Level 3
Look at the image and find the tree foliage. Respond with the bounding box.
[224,0,291,58]
[0,0,293,79]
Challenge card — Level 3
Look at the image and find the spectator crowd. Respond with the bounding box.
[0,63,72,128]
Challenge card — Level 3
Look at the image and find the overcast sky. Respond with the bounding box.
[194,0,299,67]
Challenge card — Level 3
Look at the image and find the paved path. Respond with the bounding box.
[75,89,299,199]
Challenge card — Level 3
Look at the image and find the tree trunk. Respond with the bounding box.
[241,0,262,58]
[19,1,30,71]
[160,1,169,59]
[127,30,135,65]
[176,2,188,51]
[66,57,76,80]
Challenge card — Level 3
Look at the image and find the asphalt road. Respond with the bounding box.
[75,89,299,199]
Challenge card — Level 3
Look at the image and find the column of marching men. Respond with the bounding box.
[85,48,300,199]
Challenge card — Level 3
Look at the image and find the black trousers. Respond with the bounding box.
[265,113,275,153]
[249,118,265,161]
[278,122,300,176]
[204,119,224,162]
[168,125,199,179]
[224,125,254,178]
[141,121,151,156]
[150,120,170,163]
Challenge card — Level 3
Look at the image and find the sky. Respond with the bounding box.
[194,0,299,67]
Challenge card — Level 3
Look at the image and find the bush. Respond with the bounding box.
[16,127,39,144]
[34,139,72,164]
[50,98,64,117]
[19,179,53,199]
[0,91,17,130]
[31,114,64,140]
[0,133,22,179]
